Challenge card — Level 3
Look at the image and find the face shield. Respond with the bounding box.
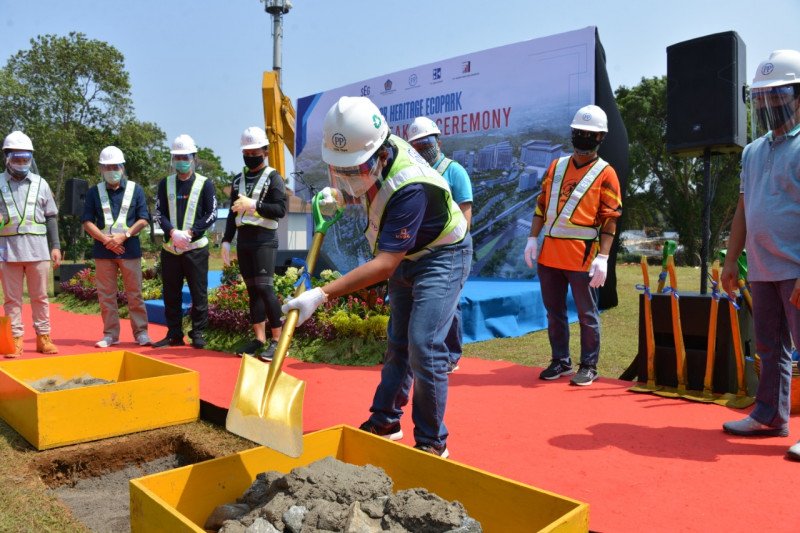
[327,152,383,199]
[171,153,196,176]
[409,134,440,165]
[4,150,36,179]
[100,163,125,185]
[751,85,800,138]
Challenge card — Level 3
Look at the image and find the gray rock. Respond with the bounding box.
[343,501,383,533]
[244,517,280,533]
[218,520,247,533]
[206,503,252,530]
[282,504,307,533]
[447,516,483,532]
[360,496,388,519]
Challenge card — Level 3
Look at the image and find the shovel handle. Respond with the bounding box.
[666,256,687,390]
[312,190,344,235]
[703,261,721,393]
[641,256,657,387]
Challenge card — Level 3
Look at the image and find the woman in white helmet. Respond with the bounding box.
[282,96,472,457]
[221,126,287,362]
[721,50,800,462]
[81,146,152,348]
[0,130,62,357]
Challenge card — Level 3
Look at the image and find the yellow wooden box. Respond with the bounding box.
[0,351,199,450]
[130,425,588,533]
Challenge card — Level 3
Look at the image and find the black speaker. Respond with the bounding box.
[666,31,747,156]
[275,249,336,277]
[636,292,753,394]
[63,178,88,216]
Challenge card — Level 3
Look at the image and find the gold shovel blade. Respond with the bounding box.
[226,355,305,457]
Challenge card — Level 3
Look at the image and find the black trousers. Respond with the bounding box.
[160,247,209,338]
[237,245,282,328]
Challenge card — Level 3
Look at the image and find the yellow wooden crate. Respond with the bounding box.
[131,425,588,533]
[0,351,199,449]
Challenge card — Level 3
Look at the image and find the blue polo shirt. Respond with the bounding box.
[434,154,473,205]
[81,179,150,259]
[377,183,448,255]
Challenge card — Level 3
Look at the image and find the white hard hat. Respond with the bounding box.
[240,126,269,150]
[406,116,441,142]
[98,145,125,165]
[321,96,390,167]
[3,130,34,152]
[170,134,198,155]
[570,105,608,133]
[752,49,800,89]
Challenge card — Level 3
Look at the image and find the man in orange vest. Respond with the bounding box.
[523,105,622,386]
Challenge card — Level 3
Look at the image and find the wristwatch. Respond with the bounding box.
[124,231,132,239]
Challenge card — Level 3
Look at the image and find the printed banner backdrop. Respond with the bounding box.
[295,26,596,277]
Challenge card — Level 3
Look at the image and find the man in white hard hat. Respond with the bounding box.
[407,116,473,374]
[153,134,217,349]
[523,104,622,386]
[282,96,471,457]
[721,50,800,461]
[81,146,151,348]
[0,130,62,357]
[220,126,286,362]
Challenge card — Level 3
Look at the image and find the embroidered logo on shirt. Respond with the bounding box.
[395,228,412,240]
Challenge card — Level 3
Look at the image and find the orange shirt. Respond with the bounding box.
[535,156,622,271]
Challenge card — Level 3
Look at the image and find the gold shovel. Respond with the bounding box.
[718,287,755,409]
[653,255,688,398]
[683,261,722,403]
[226,191,343,457]
[630,256,661,393]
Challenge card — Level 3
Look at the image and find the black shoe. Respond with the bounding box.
[152,336,185,348]
[570,365,599,386]
[191,332,207,349]
[447,361,460,374]
[258,340,279,362]
[414,443,450,459]
[539,360,574,380]
[358,420,403,441]
[236,339,264,357]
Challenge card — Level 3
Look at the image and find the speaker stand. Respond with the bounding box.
[699,148,712,294]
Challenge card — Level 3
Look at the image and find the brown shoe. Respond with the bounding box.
[36,334,58,354]
[4,336,23,358]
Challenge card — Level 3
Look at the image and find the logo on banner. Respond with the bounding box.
[462,61,471,74]
[408,74,418,87]
[432,67,441,81]
[360,85,371,96]
[381,79,395,94]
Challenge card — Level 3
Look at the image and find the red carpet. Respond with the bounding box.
[8,303,799,533]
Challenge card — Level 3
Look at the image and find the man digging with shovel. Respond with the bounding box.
[281,96,471,458]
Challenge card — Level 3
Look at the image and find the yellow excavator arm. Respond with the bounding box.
[262,70,295,178]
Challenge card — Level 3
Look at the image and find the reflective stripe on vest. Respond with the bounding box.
[97,181,136,234]
[544,156,609,240]
[365,136,466,261]
[234,167,279,229]
[162,174,209,255]
[434,156,452,174]
[0,172,46,236]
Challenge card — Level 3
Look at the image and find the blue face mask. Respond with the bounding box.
[102,170,123,184]
[174,160,192,174]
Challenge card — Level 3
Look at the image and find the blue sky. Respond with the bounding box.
[1,0,798,177]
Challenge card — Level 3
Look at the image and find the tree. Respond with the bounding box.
[615,76,741,265]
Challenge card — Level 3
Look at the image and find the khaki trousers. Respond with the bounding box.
[95,258,149,340]
[0,261,52,337]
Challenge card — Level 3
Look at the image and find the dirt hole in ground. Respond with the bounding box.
[30,431,215,532]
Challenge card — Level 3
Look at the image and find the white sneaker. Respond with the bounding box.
[95,336,119,348]
[135,333,153,346]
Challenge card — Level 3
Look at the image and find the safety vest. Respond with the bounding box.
[0,172,47,236]
[433,155,453,174]
[365,136,467,261]
[234,167,279,229]
[97,180,136,235]
[544,156,609,241]
[163,174,209,255]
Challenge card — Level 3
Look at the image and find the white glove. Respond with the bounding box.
[171,230,191,250]
[232,196,257,214]
[319,186,344,217]
[589,254,609,288]
[523,236,539,269]
[281,287,328,326]
[221,242,231,266]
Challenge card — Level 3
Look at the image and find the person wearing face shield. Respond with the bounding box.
[81,146,151,349]
[0,130,62,357]
[524,105,622,387]
[283,96,471,458]
[721,50,800,460]
[220,126,287,362]
[406,116,473,375]
[153,134,217,349]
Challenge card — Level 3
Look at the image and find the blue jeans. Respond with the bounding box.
[749,280,800,429]
[367,234,472,448]
[444,304,463,366]
[537,263,600,368]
